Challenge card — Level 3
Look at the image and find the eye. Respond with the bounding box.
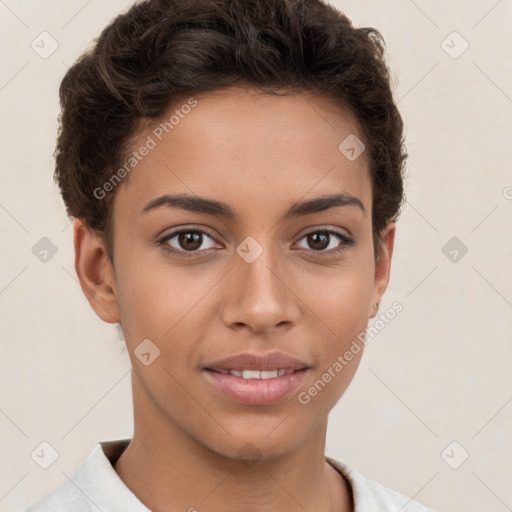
[157,226,355,258]
[295,229,355,254]
[158,228,220,257]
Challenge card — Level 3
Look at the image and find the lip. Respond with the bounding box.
[203,368,309,405]
[202,351,310,405]
[203,351,310,372]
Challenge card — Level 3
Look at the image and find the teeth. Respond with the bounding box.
[222,369,296,379]
[243,370,262,379]
[260,370,279,379]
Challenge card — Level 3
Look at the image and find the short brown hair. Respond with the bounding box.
[55,0,407,262]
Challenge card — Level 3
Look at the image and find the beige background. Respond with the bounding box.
[1,1,512,511]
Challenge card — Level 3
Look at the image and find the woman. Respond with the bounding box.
[25,0,434,510]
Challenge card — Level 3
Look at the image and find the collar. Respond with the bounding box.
[77,438,360,511]
[74,438,150,512]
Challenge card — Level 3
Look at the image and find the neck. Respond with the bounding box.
[113,380,353,512]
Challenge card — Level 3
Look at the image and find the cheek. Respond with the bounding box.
[114,234,374,355]
[324,278,372,332]
[113,251,174,339]
[114,257,219,358]
[306,259,374,362]
[300,280,371,411]
[308,251,374,315]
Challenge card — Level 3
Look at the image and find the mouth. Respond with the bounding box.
[205,368,301,379]
[202,366,310,405]
[201,351,311,405]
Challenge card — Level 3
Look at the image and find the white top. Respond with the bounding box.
[24,438,434,512]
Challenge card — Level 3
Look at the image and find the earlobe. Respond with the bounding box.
[369,222,396,319]
[73,218,120,324]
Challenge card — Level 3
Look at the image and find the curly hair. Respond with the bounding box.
[55,0,407,263]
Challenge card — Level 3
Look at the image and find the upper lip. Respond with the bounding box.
[204,351,310,372]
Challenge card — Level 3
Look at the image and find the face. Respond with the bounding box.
[76,85,394,461]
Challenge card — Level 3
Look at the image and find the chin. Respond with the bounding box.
[202,424,306,464]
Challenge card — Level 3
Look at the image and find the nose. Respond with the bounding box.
[221,243,300,335]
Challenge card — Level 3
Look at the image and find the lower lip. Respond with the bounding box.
[202,369,308,405]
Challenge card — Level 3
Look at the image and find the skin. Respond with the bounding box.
[74,85,395,512]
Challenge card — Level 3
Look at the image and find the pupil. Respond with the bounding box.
[309,232,329,250]
[179,232,202,251]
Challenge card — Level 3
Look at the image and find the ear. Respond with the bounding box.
[369,222,396,319]
[73,218,120,324]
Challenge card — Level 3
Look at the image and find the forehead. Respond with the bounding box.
[114,86,372,219]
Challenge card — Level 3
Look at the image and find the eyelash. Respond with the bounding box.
[157,226,355,258]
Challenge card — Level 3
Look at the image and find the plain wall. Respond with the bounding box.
[1,1,511,511]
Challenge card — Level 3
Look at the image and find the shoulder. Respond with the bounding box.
[23,479,92,512]
[326,456,436,512]
[22,439,147,512]
[22,440,128,512]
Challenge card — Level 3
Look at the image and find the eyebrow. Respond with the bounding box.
[140,191,366,219]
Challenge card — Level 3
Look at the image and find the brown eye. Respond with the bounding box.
[295,229,355,254]
[160,228,219,256]
[177,231,203,251]
[307,232,330,251]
